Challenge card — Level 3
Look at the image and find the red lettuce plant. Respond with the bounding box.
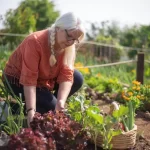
[8,111,89,150]
[8,128,56,150]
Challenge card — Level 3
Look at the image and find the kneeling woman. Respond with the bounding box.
[2,12,85,126]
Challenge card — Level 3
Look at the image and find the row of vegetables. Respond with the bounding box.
[1,80,149,149]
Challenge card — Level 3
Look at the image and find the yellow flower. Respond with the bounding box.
[136,87,140,91]
[80,68,90,74]
[137,81,141,85]
[123,95,130,101]
[125,97,130,101]
[137,95,140,99]
[128,92,133,96]
[75,62,83,67]
[132,86,136,90]
[132,80,141,85]
[108,79,114,83]
[78,68,90,74]
[131,69,136,73]
[75,62,90,74]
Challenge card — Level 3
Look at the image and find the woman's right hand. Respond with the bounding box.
[27,110,35,127]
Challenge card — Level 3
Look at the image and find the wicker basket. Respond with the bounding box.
[93,125,137,149]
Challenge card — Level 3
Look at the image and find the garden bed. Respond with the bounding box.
[89,96,150,149]
[1,84,150,149]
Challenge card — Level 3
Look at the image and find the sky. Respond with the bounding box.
[0,0,150,29]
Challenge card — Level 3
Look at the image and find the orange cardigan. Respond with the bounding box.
[4,29,74,90]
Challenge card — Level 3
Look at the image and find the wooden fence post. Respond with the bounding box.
[136,52,144,84]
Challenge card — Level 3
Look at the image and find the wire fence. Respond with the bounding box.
[1,32,150,52]
[1,32,150,84]
[75,60,136,69]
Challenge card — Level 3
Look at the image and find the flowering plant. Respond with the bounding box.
[67,95,122,150]
[140,84,150,104]
[121,80,143,130]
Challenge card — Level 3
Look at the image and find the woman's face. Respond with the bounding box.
[56,28,83,49]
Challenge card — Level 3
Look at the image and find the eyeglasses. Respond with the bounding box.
[65,29,79,44]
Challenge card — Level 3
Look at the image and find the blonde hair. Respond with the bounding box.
[49,12,85,67]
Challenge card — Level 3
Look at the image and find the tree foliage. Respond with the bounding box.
[86,21,150,61]
[1,0,59,49]
[86,21,150,49]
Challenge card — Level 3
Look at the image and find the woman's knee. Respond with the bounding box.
[73,70,84,89]
[36,88,57,113]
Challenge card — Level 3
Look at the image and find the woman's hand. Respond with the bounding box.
[55,100,65,111]
[56,82,72,111]
[27,110,35,127]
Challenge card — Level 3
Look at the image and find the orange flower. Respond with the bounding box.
[75,62,83,67]
[75,62,90,74]
[137,95,140,99]
[122,91,125,96]
[96,73,101,77]
[80,68,90,74]
[128,92,133,96]
[132,80,141,86]
[136,87,140,91]
[123,95,130,101]
[132,86,136,90]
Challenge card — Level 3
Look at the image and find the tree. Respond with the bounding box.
[120,24,150,49]
[138,25,150,48]
[86,20,121,41]
[2,0,59,49]
[86,22,100,41]
[17,0,59,31]
[119,25,140,47]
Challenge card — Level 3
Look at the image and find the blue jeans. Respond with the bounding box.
[3,70,83,114]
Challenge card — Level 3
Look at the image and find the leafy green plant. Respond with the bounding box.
[122,80,143,130]
[112,105,129,132]
[67,94,126,150]
[85,75,123,94]
[0,74,25,135]
[140,84,150,103]
[85,76,101,89]
[127,49,137,59]
[0,50,12,71]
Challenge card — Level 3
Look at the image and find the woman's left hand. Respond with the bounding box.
[55,100,65,111]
